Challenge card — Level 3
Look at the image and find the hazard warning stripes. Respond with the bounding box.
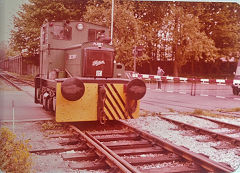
[104,84,133,120]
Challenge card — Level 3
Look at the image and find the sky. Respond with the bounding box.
[0,0,28,43]
[0,0,239,44]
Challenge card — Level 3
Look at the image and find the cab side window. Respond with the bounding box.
[88,29,96,42]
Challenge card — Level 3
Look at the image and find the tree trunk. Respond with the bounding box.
[149,62,154,74]
[191,60,194,75]
[173,61,179,77]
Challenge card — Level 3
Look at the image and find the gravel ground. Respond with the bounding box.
[166,114,240,138]
[123,115,240,170]
[2,114,240,171]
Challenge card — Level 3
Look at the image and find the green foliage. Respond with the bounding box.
[0,41,20,59]
[0,127,32,173]
[10,0,88,57]
[84,0,149,69]
[199,3,240,60]
[133,2,170,71]
[161,4,219,76]
[10,1,239,73]
[0,41,7,60]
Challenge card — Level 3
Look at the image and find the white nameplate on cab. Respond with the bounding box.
[96,70,103,76]
[69,54,77,60]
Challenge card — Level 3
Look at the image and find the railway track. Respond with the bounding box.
[0,71,34,87]
[0,71,34,96]
[159,115,240,146]
[1,71,238,172]
[30,121,234,172]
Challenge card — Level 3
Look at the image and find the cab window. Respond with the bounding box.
[52,25,72,40]
[88,29,105,42]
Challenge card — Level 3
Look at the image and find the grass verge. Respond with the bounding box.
[217,107,240,113]
[0,127,32,173]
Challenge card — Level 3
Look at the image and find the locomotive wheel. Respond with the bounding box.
[43,97,49,111]
[34,88,40,103]
[34,75,40,103]
[47,97,53,112]
[40,93,43,104]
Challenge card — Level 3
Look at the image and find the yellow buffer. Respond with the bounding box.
[56,82,98,122]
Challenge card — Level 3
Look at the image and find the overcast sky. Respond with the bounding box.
[0,0,28,43]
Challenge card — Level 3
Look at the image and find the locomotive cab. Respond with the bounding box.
[35,20,146,123]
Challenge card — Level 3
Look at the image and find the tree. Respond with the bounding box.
[198,3,240,61]
[84,0,148,70]
[133,2,170,74]
[0,41,7,60]
[0,41,19,60]
[161,4,219,76]
[10,0,88,57]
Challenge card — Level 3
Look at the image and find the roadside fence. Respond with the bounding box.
[131,73,237,98]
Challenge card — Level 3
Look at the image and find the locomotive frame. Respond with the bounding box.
[34,20,146,123]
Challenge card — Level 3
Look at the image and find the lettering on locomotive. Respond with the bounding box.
[92,60,105,67]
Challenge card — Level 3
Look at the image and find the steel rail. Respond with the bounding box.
[86,131,141,173]
[0,73,22,90]
[69,125,134,173]
[119,121,234,173]
[0,72,34,98]
[160,116,240,146]
[3,72,34,86]
[191,114,240,129]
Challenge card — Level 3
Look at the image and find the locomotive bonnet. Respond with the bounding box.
[34,20,146,123]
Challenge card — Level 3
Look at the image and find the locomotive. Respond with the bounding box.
[34,20,146,123]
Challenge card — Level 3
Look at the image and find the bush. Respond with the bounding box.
[0,127,32,173]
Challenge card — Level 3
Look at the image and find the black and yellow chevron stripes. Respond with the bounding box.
[104,83,134,120]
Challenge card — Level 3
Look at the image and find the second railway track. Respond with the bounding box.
[0,71,34,96]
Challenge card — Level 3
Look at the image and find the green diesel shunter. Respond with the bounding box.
[34,20,146,123]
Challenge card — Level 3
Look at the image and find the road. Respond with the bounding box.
[1,76,239,121]
[0,78,53,122]
[141,82,240,113]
